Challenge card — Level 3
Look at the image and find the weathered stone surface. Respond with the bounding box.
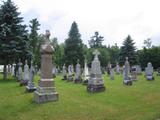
[62,64,67,80]
[123,57,132,86]
[145,62,154,80]
[110,67,114,80]
[87,50,105,92]
[82,60,90,85]
[67,65,73,82]
[74,61,82,83]
[34,30,58,103]
[26,61,36,92]
[17,59,23,82]
[20,60,29,86]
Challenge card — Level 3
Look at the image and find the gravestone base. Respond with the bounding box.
[146,75,154,80]
[87,84,105,92]
[34,86,58,103]
[74,77,82,83]
[26,86,36,92]
[67,75,73,82]
[62,76,67,80]
[123,80,132,86]
[82,79,88,85]
[20,80,28,86]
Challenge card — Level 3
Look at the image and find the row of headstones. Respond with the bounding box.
[8,60,37,92]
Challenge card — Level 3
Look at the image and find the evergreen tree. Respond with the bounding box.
[29,18,40,65]
[88,31,104,48]
[119,35,137,66]
[0,0,31,80]
[64,21,84,66]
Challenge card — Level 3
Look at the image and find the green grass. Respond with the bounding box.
[0,73,160,120]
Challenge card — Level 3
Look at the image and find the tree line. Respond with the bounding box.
[0,0,160,80]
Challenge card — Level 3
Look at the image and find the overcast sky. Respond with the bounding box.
[5,0,160,48]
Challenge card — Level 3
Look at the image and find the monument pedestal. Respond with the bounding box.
[34,79,58,103]
[87,84,105,92]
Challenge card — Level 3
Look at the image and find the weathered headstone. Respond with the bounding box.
[52,66,56,78]
[116,63,120,74]
[20,60,29,86]
[17,59,23,82]
[136,65,142,75]
[34,30,58,103]
[123,57,132,85]
[130,66,137,81]
[67,65,73,82]
[110,65,114,80]
[7,64,11,75]
[87,49,105,92]
[82,60,90,85]
[145,62,154,80]
[74,61,82,83]
[106,62,111,75]
[11,63,16,76]
[26,61,36,92]
[62,64,67,80]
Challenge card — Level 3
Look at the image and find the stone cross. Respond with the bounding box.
[93,49,100,60]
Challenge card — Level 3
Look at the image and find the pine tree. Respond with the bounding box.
[88,31,104,48]
[0,0,31,80]
[64,21,84,66]
[119,35,137,66]
[29,18,40,64]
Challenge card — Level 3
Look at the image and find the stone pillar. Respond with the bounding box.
[87,49,105,92]
[34,30,58,103]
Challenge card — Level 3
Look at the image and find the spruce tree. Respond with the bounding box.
[64,21,84,66]
[119,35,137,66]
[29,18,40,65]
[88,31,104,48]
[0,0,31,80]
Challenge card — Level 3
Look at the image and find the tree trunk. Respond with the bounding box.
[3,64,7,80]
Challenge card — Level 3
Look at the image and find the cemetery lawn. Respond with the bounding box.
[0,73,160,120]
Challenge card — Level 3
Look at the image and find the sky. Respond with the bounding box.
[3,0,160,49]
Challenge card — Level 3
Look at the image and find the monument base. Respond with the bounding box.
[26,86,36,92]
[62,76,67,80]
[82,79,88,85]
[87,84,105,92]
[34,86,58,103]
[123,80,132,86]
[67,75,73,82]
[146,75,154,80]
[74,78,82,83]
[20,80,28,86]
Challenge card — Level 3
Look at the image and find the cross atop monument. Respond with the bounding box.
[93,49,100,59]
[44,30,51,44]
[126,57,128,61]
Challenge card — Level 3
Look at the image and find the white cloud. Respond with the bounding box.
[11,0,160,48]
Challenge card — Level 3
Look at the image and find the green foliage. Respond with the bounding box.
[143,38,152,48]
[64,21,84,66]
[138,46,160,69]
[51,38,65,68]
[88,31,104,48]
[119,35,137,66]
[0,0,31,79]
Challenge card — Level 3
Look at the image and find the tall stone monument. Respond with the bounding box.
[110,65,114,80]
[67,64,73,82]
[20,60,29,86]
[26,61,36,92]
[11,63,16,76]
[123,57,132,85]
[74,60,82,83]
[34,30,58,103]
[82,59,90,85]
[17,59,23,82]
[62,64,67,80]
[145,62,154,80]
[87,49,105,92]
[116,63,120,74]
